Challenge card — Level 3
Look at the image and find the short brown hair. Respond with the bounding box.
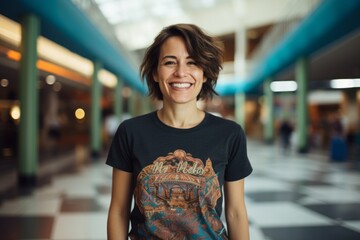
[140,23,223,100]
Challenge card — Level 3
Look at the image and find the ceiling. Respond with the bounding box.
[89,0,294,51]
[276,28,360,83]
[86,0,360,89]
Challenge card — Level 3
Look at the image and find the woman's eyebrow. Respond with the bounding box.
[161,55,193,60]
[161,55,177,60]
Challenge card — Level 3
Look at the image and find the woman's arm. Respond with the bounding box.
[224,179,250,240]
[107,168,133,240]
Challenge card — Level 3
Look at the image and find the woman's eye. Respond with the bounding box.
[164,61,176,66]
[188,61,197,65]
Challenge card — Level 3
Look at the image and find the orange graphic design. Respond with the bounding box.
[132,149,227,239]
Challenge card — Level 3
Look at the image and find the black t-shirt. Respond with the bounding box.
[106,111,252,239]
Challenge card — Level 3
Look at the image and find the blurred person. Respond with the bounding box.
[106,24,252,240]
[103,110,121,148]
[345,125,357,160]
[328,112,348,162]
[319,115,331,150]
[46,114,61,155]
[348,122,360,168]
[279,118,293,154]
[355,126,360,168]
[329,128,347,162]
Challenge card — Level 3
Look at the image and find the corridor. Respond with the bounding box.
[0,140,359,240]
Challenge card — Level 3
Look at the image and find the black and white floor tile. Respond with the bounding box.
[0,140,359,239]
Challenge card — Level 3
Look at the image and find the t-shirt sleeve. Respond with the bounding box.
[106,121,133,172]
[225,124,253,181]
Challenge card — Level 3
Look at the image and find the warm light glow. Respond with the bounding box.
[270,81,298,92]
[6,48,119,88]
[0,15,93,83]
[75,108,85,120]
[46,75,56,85]
[7,49,91,86]
[10,105,20,120]
[1,78,9,87]
[98,69,117,88]
[0,15,130,90]
[38,37,93,77]
[0,15,21,46]
[7,50,21,61]
[38,60,90,85]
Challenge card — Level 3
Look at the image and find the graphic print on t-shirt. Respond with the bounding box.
[133,149,228,239]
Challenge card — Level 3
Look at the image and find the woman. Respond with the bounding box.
[107,23,252,240]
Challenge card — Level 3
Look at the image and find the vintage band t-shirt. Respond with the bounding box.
[106,111,253,239]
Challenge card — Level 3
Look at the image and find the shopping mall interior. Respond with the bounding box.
[0,0,359,239]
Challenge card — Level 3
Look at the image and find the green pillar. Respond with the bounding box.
[296,57,309,153]
[18,14,40,187]
[264,78,275,143]
[129,90,139,117]
[91,61,102,158]
[142,96,152,114]
[134,92,143,116]
[114,77,123,120]
[235,93,246,128]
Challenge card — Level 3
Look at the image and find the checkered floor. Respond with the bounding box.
[1,140,360,240]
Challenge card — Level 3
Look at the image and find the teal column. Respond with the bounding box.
[18,14,40,187]
[114,77,123,120]
[296,57,309,153]
[264,78,275,143]
[91,61,102,158]
[235,93,246,128]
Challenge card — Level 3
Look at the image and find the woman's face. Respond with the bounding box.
[153,36,205,105]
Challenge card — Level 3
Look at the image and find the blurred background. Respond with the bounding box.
[0,0,359,239]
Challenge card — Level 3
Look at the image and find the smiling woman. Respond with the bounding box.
[106,23,252,240]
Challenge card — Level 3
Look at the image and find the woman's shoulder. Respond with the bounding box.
[114,112,156,137]
[207,112,242,129]
[120,111,155,128]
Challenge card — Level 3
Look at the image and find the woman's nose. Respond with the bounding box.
[174,63,187,78]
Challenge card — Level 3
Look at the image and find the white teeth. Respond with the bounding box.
[170,83,191,88]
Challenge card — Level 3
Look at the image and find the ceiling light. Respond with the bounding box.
[308,90,342,104]
[330,78,360,89]
[270,80,297,92]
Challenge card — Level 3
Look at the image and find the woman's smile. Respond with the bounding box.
[169,82,193,89]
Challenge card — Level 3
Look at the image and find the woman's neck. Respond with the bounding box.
[157,103,205,129]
